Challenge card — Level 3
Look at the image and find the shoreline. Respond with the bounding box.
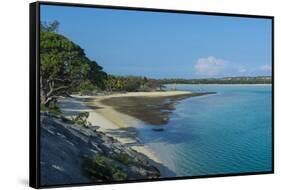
[86,90,196,127]
[164,83,272,86]
[59,92,184,164]
[93,91,214,126]
[58,90,211,175]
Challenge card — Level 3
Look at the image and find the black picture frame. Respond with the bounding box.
[30,1,274,188]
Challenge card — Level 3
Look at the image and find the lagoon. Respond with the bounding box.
[136,84,272,177]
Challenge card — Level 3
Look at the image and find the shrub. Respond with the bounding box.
[71,112,90,126]
[81,155,127,181]
[112,153,131,165]
[40,102,61,116]
[77,80,98,95]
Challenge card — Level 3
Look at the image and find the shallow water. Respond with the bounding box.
[136,84,272,177]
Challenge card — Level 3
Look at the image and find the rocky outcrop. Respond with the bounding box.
[40,112,160,186]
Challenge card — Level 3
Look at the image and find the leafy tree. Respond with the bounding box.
[40,20,60,32]
[104,75,159,92]
[88,61,107,90]
[122,76,142,91]
[40,31,91,106]
[77,80,96,95]
[104,75,116,92]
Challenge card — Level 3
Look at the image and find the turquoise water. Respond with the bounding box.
[137,85,272,177]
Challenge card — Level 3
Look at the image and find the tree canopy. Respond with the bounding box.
[88,61,107,90]
[40,20,60,33]
[40,31,91,105]
[40,21,108,106]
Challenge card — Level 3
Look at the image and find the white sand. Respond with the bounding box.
[58,91,192,164]
[95,90,192,98]
[76,91,193,129]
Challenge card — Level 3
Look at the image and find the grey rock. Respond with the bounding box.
[40,112,160,186]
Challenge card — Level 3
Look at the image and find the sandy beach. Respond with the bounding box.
[58,91,197,165]
[87,91,196,127]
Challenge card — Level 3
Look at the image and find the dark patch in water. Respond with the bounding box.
[101,92,215,125]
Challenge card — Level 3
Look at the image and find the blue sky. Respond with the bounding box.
[41,5,272,79]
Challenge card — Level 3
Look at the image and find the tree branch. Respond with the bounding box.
[46,85,69,97]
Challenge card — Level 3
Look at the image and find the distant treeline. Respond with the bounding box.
[157,76,272,85]
[104,75,164,92]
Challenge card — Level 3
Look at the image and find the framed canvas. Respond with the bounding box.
[29,1,274,188]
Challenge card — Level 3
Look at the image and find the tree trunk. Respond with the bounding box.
[40,77,54,107]
[40,76,47,105]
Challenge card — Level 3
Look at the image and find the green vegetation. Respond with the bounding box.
[40,102,61,117]
[40,20,60,33]
[111,153,132,164]
[40,31,90,106]
[157,76,272,85]
[104,74,179,92]
[88,61,108,90]
[82,155,127,181]
[105,75,162,92]
[40,21,108,108]
[75,80,97,95]
[70,112,90,127]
